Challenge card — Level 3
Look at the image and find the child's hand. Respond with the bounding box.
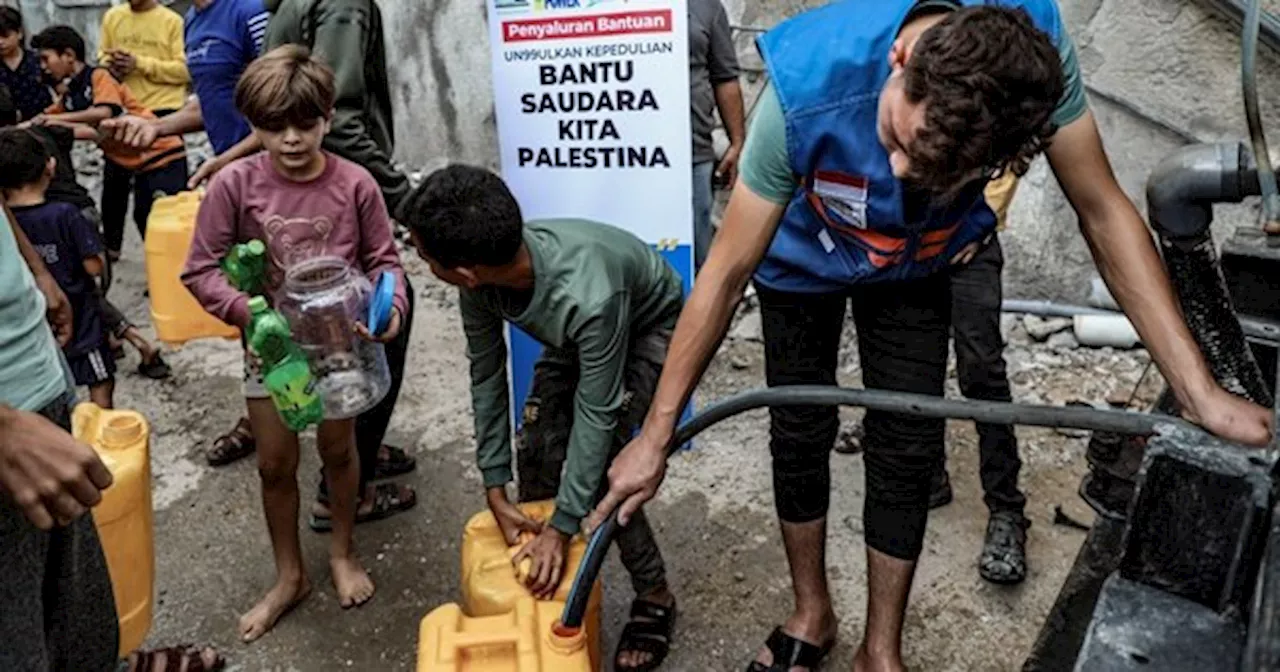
[354,307,401,343]
[100,115,157,150]
[188,155,228,190]
[486,487,542,545]
[513,526,570,600]
[107,49,136,78]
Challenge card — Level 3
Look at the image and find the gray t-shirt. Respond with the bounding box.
[688,0,740,165]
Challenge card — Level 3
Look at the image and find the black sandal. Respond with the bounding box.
[614,598,677,671]
[138,352,172,380]
[125,644,224,672]
[309,482,418,532]
[206,417,255,466]
[372,444,416,480]
[745,627,835,672]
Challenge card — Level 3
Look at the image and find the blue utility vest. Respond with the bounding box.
[754,0,1065,293]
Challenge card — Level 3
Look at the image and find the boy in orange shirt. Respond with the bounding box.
[31,25,187,262]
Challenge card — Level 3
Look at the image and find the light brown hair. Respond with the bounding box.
[235,44,335,131]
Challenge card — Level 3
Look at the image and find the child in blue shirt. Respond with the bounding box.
[0,128,114,407]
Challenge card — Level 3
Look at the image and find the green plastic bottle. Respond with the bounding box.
[221,240,267,295]
[246,296,324,431]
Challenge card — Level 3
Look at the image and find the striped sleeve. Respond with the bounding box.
[245,9,271,57]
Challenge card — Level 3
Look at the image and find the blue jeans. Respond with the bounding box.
[692,161,715,272]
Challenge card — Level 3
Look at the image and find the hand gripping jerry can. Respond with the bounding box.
[417,598,592,672]
[73,403,154,658]
[144,191,240,344]
[459,500,602,668]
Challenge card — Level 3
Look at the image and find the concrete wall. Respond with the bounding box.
[10,0,1280,300]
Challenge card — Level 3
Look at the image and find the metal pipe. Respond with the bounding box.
[1242,0,1280,240]
[1145,143,1275,406]
[1001,299,1280,345]
[558,386,1197,628]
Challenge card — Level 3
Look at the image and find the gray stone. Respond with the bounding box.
[1024,315,1074,341]
[1049,331,1080,351]
[730,311,763,342]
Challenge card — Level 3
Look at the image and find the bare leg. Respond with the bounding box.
[754,517,839,671]
[852,548,914,672]
[316,418,373,608]
[121,326,159,362]
[239,398,311,642]
[87,380,114,410]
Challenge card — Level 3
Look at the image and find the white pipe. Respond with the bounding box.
[1073,314,1141,349]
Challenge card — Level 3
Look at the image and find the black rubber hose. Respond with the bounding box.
[558,385,1198,628]
[1158,236,1274,407]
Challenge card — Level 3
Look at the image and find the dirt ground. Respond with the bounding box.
[89,146,1167,671]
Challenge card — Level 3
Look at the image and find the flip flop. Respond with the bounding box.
[309,482,417,533]
[745,627,835,672]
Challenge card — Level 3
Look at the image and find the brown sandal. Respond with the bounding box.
[207,417,255,466]
[125,644,224,672]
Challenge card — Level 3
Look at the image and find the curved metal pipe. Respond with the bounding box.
[1145,142,1275,407]
[1242,0,1280,240]
[1146,143,1247,240]
[558,386,1197,629]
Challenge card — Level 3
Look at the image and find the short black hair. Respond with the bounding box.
[401,165,525,269]
[31,25,85,63]
[0,128,52,190]
[0,85,17,127]
[0,7,23,36]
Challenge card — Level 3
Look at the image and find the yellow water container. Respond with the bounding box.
[460,500,602,668]
[417,598,591,672]
[73,403,154,658]
[144,190,240,345]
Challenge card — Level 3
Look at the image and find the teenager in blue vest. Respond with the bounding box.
[591,2,1274,670]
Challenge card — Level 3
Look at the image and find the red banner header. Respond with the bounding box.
[503,9,672,42]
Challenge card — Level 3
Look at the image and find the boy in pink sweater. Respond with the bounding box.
[182,44,408,642]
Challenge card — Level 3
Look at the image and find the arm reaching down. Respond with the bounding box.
[1046,111,1272,445]
[0,404,113,530]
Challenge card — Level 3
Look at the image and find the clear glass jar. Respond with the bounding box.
[278,256,390,420]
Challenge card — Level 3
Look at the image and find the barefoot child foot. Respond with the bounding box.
[238,576,312,642]
[330,555,374,608]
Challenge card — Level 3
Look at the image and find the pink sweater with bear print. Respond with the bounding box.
[182,151,408,329]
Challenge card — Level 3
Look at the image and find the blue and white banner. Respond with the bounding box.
[485,0,694,430]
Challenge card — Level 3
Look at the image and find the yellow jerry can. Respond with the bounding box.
[417,598,592,672]
[459,500,602,668]
[144,190,240,345]
[73,403,154,658]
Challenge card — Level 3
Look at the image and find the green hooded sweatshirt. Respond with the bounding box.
[263,0,410,217]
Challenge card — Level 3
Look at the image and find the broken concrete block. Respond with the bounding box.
[1048,330,1079,351]
[1074,574,1245,671]
[1119,428,1273,615]
[1023,315,1073,341]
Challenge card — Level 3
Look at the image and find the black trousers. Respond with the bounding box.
[318,276,416,499]
[758,274,951,561]
[100,156,188,254]
[949,236,1025,516]
[0,391,119,672]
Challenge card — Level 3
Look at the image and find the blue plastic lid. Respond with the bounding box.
[367,271,396,336]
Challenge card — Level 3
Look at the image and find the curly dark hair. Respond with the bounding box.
[401,164,525,269]
[902,5,1065,196]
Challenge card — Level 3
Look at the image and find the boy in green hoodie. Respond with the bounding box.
[402,165,684,672]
